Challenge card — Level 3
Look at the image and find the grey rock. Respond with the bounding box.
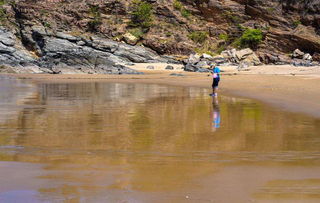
[0,28,15,46]
[0,27,172,74]
[184,64,198,72]
[77,41,86,46]
[292,59,314,67]
[146,65,155,69]
[165,65,174,70]
[170,73,184,76]
[196,68,210,73]
[56,32,79,41]
[31,26,48,36]
[195,61,208,68]
[185,54,201,65]
[212,57,228,65]
[0,42,16,53]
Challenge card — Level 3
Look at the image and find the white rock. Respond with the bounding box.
[303,53,312,61]
[201,53,213,59]
[293,49,304,58]
[235,48,254,60]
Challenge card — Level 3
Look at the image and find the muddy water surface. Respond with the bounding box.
[0,76,320,202]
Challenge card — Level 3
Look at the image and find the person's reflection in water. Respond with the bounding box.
[212,96,221,132]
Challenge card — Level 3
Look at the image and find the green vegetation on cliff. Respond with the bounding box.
[130,0,153,28]
[173,0,191,19]
[230,28,263,49]
[188,31,207,44]
[88,6,102,32]
[238,28,263,49]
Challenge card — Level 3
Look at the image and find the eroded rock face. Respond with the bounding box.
[0,26,171,74]
[0,0,319,66]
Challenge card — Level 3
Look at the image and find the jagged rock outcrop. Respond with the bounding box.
[0,26,172,74]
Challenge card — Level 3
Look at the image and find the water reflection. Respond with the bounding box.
[0,77,320,202]
[211,97,221,131]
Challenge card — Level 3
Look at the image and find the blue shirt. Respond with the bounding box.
[213,67,220,78]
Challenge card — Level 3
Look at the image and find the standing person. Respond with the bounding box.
[210,64,221,97]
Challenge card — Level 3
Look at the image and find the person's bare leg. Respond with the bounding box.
[214,87,218,96]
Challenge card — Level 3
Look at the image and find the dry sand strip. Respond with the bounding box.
[4,64,320,118]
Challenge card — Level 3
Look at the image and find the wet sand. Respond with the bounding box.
[1,77,320,202]
[5,64,320,118]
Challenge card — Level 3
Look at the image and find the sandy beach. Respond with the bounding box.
[4,64,320,118]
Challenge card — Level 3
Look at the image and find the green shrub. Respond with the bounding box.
[89,5,100,18]
[87,6,102,32]
[173,0,183,10]
[219,33,229,41]
[0,8,6,23]
[130,0,153,28]
[239,28,263,49]
[181,8,191,18]
[188,31,207,44]
[43,21,51,28]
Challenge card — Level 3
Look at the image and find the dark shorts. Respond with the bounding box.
[212,77,220,88]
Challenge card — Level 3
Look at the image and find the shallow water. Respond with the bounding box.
[0,76,320,203]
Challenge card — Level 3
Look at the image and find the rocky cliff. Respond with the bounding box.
[0,0,319,73]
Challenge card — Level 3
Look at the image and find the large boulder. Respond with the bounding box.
[235,48,254,60]
[184,54,201,65]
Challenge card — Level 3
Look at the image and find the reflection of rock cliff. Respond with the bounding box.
[1,80,319,155]
[0,76,37,123]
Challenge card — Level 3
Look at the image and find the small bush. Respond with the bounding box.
[43,21,51,28]
[181,9,191,18]
[219,33,229,41]
[188,31,207,44]
[239,28,263,49]
[0,8,6,22]
[173,0,183,10]
[0,0,6,6]
[130,0,153,28]
[89,6,100,18]
[87,6,102,32]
